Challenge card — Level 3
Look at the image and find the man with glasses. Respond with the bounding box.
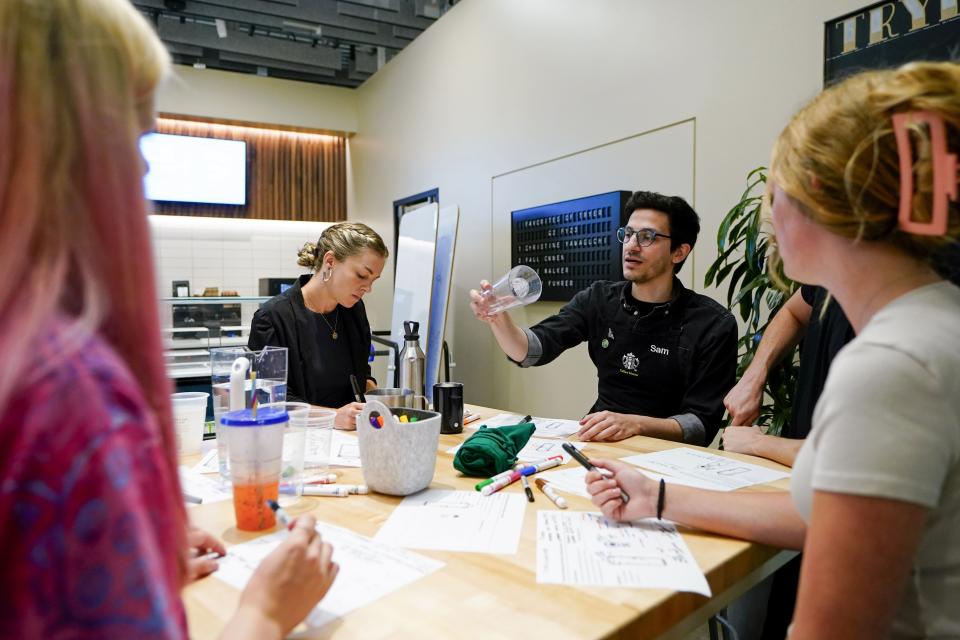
[470,191,737,445]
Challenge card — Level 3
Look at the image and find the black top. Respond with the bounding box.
[248,274,374,407]
[789,285,854,439]
[519,279,738,446]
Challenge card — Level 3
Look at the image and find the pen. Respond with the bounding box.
[561,442,630,504]
[266,499,290,527]
[475,467,521,491]
[534,478,567,509]
[303,485,351,497]
[349,374,366,403]
[463,413,483,426]
[521,414,533,424]
[521,474,534,502]
[481,471,520,496]
[305,473,339,485]
[515,456,564,475]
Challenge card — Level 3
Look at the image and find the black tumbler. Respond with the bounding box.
[433,382,464,434]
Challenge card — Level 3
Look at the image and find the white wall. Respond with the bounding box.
[156,66,359,133]
[350,0,867,418]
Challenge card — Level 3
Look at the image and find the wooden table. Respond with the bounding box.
[183,405,795,639]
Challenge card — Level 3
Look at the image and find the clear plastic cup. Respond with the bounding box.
[210,346,288,482]
[171,392,209,456]
[220,407,287,531]
[263,402,310,507]
[297,408,337,472]
[480,265,542,315]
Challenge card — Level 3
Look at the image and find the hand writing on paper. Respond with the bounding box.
[334,402,365,430]
[585,459,657,522]
[468,281,499,323]
[578,411,639,442]
[230,515,339,638]
[721,425,766,456]
[186,527,227,582]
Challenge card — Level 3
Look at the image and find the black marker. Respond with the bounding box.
[349,374,366,403]
[521,414,533,424]
[561,442,630,504]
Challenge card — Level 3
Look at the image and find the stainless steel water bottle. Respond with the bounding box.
[399,320,426,404]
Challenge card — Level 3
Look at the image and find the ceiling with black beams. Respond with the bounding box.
[133,0,458,88]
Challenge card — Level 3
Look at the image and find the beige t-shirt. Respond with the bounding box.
[792,281,960,639]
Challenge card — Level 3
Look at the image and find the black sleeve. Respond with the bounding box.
[800,284,818,307]
[680,313,738,445]
[525,286,594,366]
[248,307,306,404]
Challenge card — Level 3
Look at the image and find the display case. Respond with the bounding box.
[160,296,271,379]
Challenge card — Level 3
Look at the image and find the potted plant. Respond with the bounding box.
[704,167,798,435]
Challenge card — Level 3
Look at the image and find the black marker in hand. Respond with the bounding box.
[561,442,630,504]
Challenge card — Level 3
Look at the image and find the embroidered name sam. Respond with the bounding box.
[650,344,670,356]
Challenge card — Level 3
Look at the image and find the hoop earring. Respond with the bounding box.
[321,268,332,282]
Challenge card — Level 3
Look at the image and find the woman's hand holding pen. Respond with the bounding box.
[585,459,658,522]
[334,402,364,430]
[228,514,338,639]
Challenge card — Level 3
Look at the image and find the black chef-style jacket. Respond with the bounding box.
[248,274,375,407]
[516,279,737,446]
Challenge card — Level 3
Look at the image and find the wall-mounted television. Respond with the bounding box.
[140,133,247,205]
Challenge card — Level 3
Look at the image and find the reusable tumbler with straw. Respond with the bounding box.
[219,407,287,531]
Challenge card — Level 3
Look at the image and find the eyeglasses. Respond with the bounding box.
[616,226,671,247]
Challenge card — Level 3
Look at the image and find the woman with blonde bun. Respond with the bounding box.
[586,62,960,639]
[249,222,388,429]
[0,1,337,637]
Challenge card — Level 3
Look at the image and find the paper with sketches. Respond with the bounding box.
[215,521,443,630]
[537,511,711,596]
[447,438,585,463]
[178,466,232,505]
[374,489,526,555]
[325,430,362,468]
[470,413,581,438]
[623,448,789,490]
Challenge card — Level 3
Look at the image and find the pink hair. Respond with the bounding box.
[0,0,186,575]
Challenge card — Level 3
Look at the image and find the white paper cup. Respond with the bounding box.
[171,392,209,455]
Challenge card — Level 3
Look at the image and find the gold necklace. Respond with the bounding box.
[318,308,340,340]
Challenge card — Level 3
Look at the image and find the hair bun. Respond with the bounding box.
[296,241,318,268]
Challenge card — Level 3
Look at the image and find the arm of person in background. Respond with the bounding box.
[219,515,339,640]
[723,289,813,425]
[789,492,926,640]
[584,458,807,550]
[722,426,804,467]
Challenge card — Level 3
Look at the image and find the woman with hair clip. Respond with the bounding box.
[586,61,960,639]
[0,1,337,638]
[249,223,388,430]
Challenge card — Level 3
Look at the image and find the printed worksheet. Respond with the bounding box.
[308,430,362,468]
[537,511,711,596]
[374,489,526,554]
[623,448,789,490]
[447,437,585,463]
[470,413,581,438]
[215,521,444,629]
[178,466,232,505]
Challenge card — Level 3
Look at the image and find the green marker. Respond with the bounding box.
[475,477,495,491]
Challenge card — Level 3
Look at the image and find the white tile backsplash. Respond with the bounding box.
[148,215,331,298]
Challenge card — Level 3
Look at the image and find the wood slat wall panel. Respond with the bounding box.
[151,117,346,222]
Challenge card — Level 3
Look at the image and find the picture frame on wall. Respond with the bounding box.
[172,280,190,297]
